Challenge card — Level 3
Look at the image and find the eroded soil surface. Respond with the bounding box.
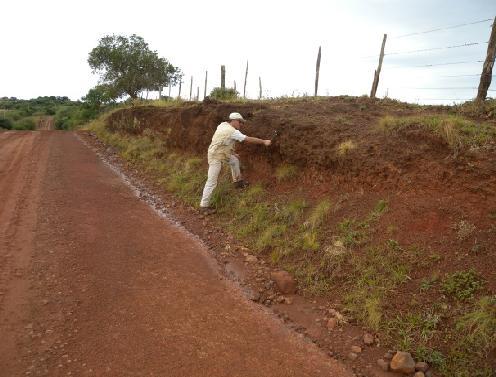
[0,130,354,376]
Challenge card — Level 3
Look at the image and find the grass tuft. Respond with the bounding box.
[306,199,332,229]
[275,163,298,182]
[456,296,496,356]
[336,140,357,156]
[378,114,496,152]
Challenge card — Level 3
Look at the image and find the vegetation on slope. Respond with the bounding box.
[87,101,496,377]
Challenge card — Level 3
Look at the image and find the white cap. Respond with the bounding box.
[229,112,245,121]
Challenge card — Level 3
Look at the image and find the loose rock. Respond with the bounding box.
[376,359,389,371]
[414,372,425,377]
[270,271,297,294]
[363,333,374,345]
[390,351,416,374]
[326,318,338,330]
[415,361,429,372]
[351,345,362,353]
[245,255,258,263]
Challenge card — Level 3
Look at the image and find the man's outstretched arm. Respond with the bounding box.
[244,136,271,146]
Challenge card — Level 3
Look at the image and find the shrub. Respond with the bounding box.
[0,118,12,129]
[13,118,35,130]
[209,87,238,101]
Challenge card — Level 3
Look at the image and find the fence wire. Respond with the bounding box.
[392,18,493,39]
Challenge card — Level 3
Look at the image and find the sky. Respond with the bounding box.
[1,0,495,104]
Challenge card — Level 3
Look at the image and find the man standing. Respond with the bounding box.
[199,112,271,213]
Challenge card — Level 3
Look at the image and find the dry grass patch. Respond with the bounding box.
[336,140,357,156]
[378,115,496,153]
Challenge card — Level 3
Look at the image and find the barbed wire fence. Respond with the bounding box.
[169,17,495,105]
[363,16,496,104]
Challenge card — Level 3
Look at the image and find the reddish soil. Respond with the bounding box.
[103,97,496,374]
[81,132,407,377]
[0,131,355,377]
[107,97,496,292]
[36,116,54,131]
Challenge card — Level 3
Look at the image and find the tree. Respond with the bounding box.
[88,34,182,100]
[82,84,116,109]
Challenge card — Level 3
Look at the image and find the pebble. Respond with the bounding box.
[351,345,362,353]
[363,333,374,345]
[414,372,425,377]
[383,351,394,360]
[415,361,429,372]
[326,318,338,330]
[245,255,257,263]
[347,352,358,360]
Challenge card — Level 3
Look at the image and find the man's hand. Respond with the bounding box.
[263,140,271,146]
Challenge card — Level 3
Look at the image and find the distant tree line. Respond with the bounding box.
[0,96,102,130]
[1,35,184,131]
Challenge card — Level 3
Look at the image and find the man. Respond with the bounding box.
[199,112,271,213]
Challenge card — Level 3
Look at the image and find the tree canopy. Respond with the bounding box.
[81,84,116,109]
[88,34,182,99]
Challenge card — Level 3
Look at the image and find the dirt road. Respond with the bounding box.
[0,131,352,377]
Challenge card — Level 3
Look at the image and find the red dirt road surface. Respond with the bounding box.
[0,131,353,377]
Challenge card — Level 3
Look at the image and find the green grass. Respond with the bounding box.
[441,270,484,301]
[441,297,496,377]
[275,199,307,223]
[337,199,388,247]
[344,242,412,330]
[387,311,441,351]
[378,114,496,152]
[420,273,439,292]
[306,199,331,229]
[456,296,496,356]
[275,163,298,182]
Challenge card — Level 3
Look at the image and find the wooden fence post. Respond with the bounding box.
[314,46,321,96]
[243,61,249,98]
[196,86,199,101]
[370,34,387,98]
[221,65,226,89]
[204,70,208,98]
[234,81,237,92]
[168,84,172,98]
[178,80,182,99]
[259,76,262,99]
[189,76,193,100]
[477,17,496,101]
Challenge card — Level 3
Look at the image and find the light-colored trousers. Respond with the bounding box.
[200,155,241,207]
